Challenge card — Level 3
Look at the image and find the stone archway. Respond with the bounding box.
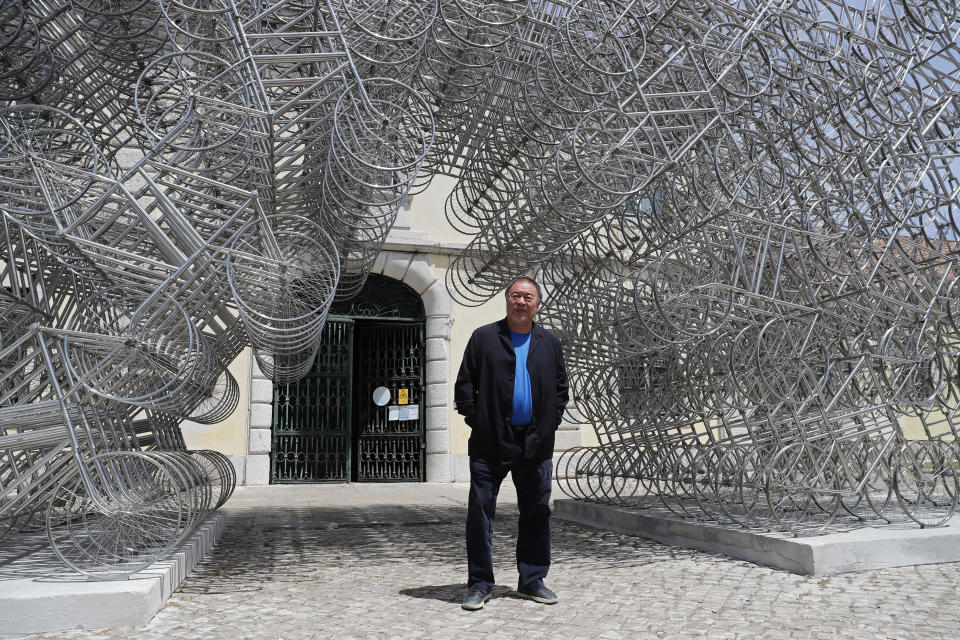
[243,252,453,484]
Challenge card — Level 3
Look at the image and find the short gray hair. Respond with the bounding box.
[505,276,542,303]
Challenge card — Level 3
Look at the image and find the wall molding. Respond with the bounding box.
[244,253,455,484]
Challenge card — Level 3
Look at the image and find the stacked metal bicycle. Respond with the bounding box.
[532,3,960,535]
[0,0,409,575]
[1,3,959,579]
[425,1,960,536]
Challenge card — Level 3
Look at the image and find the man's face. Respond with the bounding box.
[506,280,539,327]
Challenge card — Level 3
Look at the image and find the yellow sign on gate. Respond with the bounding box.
[398,388,409,405]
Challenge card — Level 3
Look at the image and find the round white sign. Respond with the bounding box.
[372,386,391,406]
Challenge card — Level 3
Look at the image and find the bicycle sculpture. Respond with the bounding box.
[0,2,958,577]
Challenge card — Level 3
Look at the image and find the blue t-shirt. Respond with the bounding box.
[510,330,533,425]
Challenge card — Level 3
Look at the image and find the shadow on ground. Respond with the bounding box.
[0,529,85,582]
[0,500,707,588]
[399,583,514,603]
[170,502,704,594]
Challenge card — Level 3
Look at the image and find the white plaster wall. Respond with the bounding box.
[407,174,472,246]
[180,347,252,455]
[580,420,602,447]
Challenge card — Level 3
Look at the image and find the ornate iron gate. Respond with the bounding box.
[271,319,354,482]
[270,275,425,482]
[354,323,425,481]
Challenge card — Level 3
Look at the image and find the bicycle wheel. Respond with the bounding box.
[893,440,960,528]
[713,444,757,527]
[657,445,701,518]
[850,437,902,522]
[691,444,727,522]
[46,451,187,576]
[765,442,841,536]
[738,443,777,528]
[192,450,235,509]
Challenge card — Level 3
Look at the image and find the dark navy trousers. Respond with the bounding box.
[466,455,553,594]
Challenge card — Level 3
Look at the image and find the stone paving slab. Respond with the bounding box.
[554,498,960,575]
[0,512,226,636]
[3,484,960,639]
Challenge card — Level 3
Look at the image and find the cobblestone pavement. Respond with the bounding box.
[11,483,960,640]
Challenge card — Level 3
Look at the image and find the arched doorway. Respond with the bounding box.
[270,274,426,482]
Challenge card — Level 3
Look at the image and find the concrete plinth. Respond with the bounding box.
[554,498,960,576]
[0,510,227,636]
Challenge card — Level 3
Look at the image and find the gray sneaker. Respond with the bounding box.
[461,589,491,611]
[516,584,558,604]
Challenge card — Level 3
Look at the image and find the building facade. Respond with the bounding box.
[180,176,587,484]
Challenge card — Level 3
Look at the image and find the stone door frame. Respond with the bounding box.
[241,251,453,485]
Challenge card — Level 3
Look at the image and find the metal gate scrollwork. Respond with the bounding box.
[271,275,424,482]
[272,320,354,482]
[355,323,425,481]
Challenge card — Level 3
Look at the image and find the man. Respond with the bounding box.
[454,276,569,611]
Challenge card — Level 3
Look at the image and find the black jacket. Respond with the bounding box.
[454,318,569,461]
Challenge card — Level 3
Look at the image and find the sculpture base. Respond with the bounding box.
[554,498,960,576]
[0,510,226,636]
